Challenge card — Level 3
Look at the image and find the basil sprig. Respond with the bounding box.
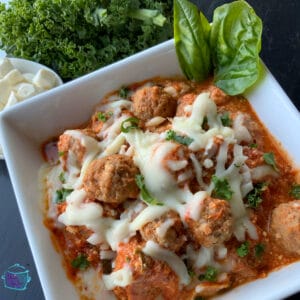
[174,0,263,96]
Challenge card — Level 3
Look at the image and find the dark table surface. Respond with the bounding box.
[0,0,299,299]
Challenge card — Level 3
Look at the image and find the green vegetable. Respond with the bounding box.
[290,184,300,199]
[97,111,112,122]
[58,172,65,184]
[166,130,194,146]
[246,182,267,208]
[198,266,218,282]
[119,87,129,99]
[173,0,212,81]
[211,175,233,201]
[254,243,265,258]
[55,188,73,204]
[237,241,249,257]
[121,117,139,133]
[263,152,278,171]
[210,0,263,95]
[58,151,65,157]
[249,143,258,148]
[135,174,163,206]
[173,0,263,95]
[220,112,232,127]
[0,0,173,81]
[71,254,90,270]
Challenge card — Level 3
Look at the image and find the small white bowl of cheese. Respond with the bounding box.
[0,57,63,110]
[0,57,63,158]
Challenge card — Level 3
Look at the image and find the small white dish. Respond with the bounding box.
[0,57,63,159]
[0,40,299,300]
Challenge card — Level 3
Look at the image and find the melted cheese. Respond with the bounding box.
[142,241,190,286]
[172,93,234,151]
[102,264,133,290]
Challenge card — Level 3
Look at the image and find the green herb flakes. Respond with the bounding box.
[211,175,233,201]
[263,152,278,171]
[55,188,73,204]
[254,243,265,258]
[166,130,194,146]
[246,182,267,208]
[119,87,129,99]
[249,143,258,148]
[220,112,232,127]
[198,266,218,282]
[71,254,90,270]
[121,117,139,133]
[289,184,300,199]
[237,241,249,257]
[58,151,65,157]
[135,174,163,206]
[58,172,65,184]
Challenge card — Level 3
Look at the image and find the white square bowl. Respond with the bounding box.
[0,40,299,300]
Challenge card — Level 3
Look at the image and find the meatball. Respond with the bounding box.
[140,210,186,252]
[132,85,177,121]
[83,154,139,204]
[185,197,233,247]
[271,200,300,255]
[57,129,97,171]
[113,237,180,300]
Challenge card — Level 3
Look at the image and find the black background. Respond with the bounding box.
[0,0,299,299]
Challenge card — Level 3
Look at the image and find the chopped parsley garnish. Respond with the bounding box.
[58,151,65,157]
[71,254,90,270]
[249,143,258,148]
[198,266,218,282]
[166,130,194,146]
[236,241,249,257]
[121,117,139,133]
[211,175,233,201]
[188,268,195,278]
[97,111,113,122]
[58,172,65,184]
[119,87,129,99]
[135,174,163,206]
[289,184,300,199]
[246,182,267,208]
[254,243,265,258]
[55,188,73,204]
[220,111,232,127]
[263,152,278,171]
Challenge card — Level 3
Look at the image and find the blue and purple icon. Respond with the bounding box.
[1,263,31,291]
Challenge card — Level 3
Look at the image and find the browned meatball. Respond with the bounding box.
[113,237,181,300]
[58,129,96,171]
[140,210,186,252]
[83,154,139,204]
[271,200,300,255]
[132,86,177,120]
[185,197,233,247]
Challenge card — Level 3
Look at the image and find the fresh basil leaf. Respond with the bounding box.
[174,0,212,82]
[290,184,300,199]
[71,254,90,270]
[121,117,139,133]
[55,188,73,204]
[210,0,263,95]
[166,130,194,146]
[237,241,249,257]
[198,266,218,282]
[263,152,278,171]
[135,174,164,206]
[211,175,233,201]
